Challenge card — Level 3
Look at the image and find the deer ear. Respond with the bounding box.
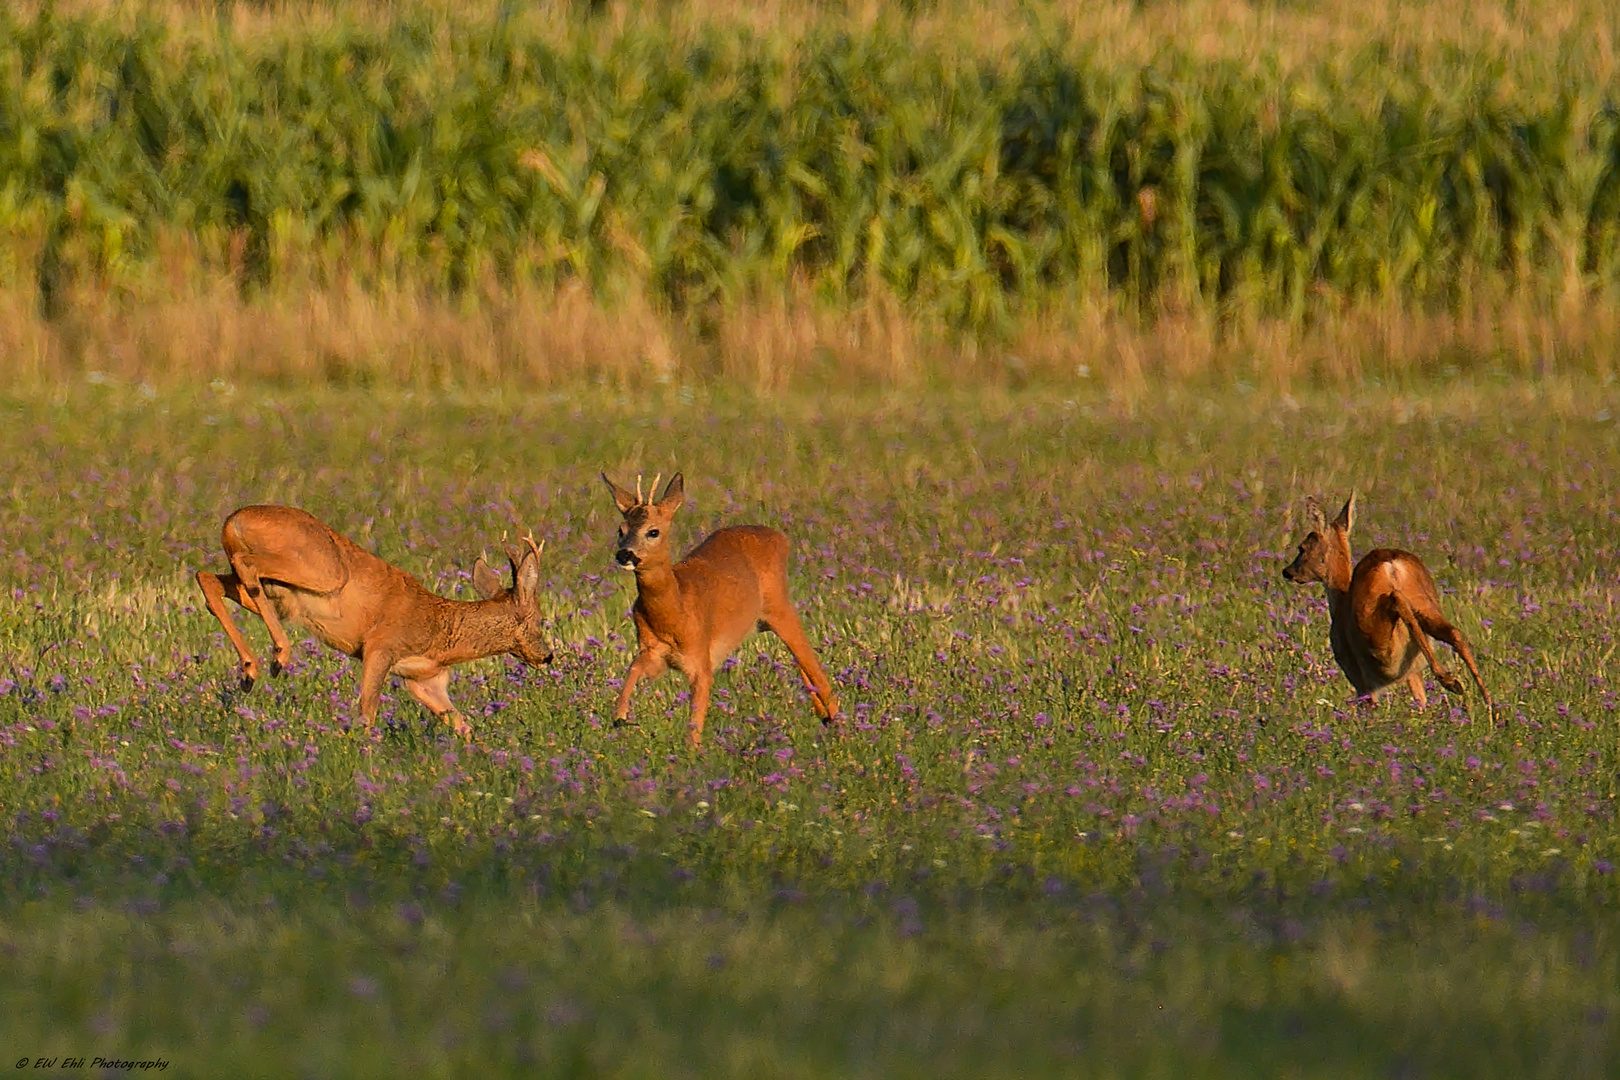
[656,472,685,512]
[602,472,639,514]
[514,546,542,606]
[1306,497,1326,533]
[1333,492,1356,534]
[472,557,505,600]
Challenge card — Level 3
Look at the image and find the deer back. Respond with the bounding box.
[360,537,551,667]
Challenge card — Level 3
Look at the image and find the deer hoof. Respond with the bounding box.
[239,663,259,691]
[447,715,473,740]
[1438,673,1466,694]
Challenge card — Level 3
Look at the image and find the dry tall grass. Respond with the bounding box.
[5,268,1615,394]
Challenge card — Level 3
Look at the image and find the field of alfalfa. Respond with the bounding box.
[0,379,1617,1077]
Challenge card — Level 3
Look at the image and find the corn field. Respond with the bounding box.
[2,1,1620,359]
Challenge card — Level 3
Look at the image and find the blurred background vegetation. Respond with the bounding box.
[3,0,1620,390]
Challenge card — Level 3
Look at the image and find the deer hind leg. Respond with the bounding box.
[1391,594,1466,701]
[759,602,839,724]
[613,650,668,727]
[196,570,265,690]
[225,554,301,674]
[1422,617,1494,717]
[221,532,347,675]
[403,669,472,741]
[1404,670,1428,710]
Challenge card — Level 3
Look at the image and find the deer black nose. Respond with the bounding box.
[615,549,637,566]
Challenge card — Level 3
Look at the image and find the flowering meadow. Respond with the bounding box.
[2,379,1619,1077]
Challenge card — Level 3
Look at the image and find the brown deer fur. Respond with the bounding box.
[1283,493,1492,716]
[196,505,552,737]
[603,472,840,747]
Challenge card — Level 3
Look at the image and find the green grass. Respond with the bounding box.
[5,1,1620,332]
[1,377,1619,1076]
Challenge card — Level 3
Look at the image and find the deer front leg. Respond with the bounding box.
[196,570,264,690]
[403,669,472,741]
[613,650,668,727]
[355,648,393,730]
[686,666,714,749]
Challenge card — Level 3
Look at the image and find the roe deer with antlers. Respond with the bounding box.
[1283,493,1492,717]
[602,472,840,747]
[196,505,553,737]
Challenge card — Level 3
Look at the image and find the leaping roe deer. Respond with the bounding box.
[603,472,840,748]
[196,505,553,738]
[1283,493,1492,718]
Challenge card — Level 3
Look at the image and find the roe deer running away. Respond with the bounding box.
[196,505,553,738]
[602,472,840,748]
[1283,493,1492,717]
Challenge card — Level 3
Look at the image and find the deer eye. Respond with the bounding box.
[646,529,660,539]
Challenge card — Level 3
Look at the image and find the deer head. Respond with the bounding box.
[1282,493,1354,585]
[602,472,684,570]
[472,535,552,664]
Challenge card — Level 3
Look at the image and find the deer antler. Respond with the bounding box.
[521,531,544,559]
[649,473,662,503]
[635,473,644,505]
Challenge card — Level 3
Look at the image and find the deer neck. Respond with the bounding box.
[632,551,687,630]
[1322,533,1354,617]
[438,597,522,665]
